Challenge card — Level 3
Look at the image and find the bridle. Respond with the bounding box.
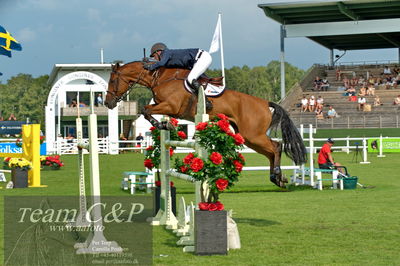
[107,68,145,104]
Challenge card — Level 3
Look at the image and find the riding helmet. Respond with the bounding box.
[150,42,168,57]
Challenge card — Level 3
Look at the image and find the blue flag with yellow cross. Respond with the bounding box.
[0,25,22,58]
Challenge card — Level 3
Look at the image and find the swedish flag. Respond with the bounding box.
[0,25,22,57]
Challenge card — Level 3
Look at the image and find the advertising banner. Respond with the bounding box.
[368,138,400,153]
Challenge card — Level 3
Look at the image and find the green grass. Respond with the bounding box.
[1,151,400,265]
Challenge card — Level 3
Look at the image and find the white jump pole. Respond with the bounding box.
[309,124,314,186]
[360,137,370,164]
[299,124,305,183]
[76,89,122,254]
[377,134,386,158]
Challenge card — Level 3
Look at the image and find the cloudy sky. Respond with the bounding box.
[0,0,398,82]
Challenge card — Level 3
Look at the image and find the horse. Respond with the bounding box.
[105,61,307,188]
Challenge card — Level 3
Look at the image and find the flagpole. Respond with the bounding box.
[218,13,226,88]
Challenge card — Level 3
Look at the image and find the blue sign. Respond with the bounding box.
[0,142,47,156]
[0,121,26,135]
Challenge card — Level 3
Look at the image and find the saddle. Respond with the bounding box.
[198,74,224,87]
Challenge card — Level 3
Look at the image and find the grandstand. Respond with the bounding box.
[259,0,400,129]
[283,63,400,129]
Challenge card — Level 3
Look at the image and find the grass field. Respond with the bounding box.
[1,150,400,265]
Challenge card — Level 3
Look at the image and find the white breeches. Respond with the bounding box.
[187,50,212,83]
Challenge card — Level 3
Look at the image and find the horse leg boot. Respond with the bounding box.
[272,141,287,188]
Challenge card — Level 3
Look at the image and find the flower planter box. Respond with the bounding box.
[11,168,28,188]
[153,186,176,216]
[195,210,227,255]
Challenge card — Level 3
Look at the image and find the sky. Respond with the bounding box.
[0,0,399,83]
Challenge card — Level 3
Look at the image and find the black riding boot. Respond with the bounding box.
[190,79,213,110]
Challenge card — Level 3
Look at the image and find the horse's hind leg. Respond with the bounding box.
[245,135,287,188]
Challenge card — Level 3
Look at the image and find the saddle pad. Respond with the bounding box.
[184,80,225,97]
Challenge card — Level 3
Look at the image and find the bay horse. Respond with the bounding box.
[105,61,307,188]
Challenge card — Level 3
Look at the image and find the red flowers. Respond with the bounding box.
[144,159,154,169]
[217,113,229,121]
[195,122,208,131]
[146,146,154,151]
[198,201,224,211]
[190,158,204,172]
[149,126,156,131]
[233,160,243,172]
[170,118,179,127]
[217,119,231,134]
[177,131,187,139]
[183,153,195,164]
[180,166,189,173]
[210,152,223,165]
[215,178,229,191]
[169,147,174,157]
[233,133,245,145]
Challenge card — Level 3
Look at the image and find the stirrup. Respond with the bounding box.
[190,79,200,92]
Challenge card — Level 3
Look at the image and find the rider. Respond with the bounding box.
[143,43,213,109]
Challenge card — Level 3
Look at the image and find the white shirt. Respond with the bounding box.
[317,98,324,105]
[309,99,315,106]
[358,97,366,104]
[301,98,308,106]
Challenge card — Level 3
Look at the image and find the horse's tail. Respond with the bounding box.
[269,102,307,165]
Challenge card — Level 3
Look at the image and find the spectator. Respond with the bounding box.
[358,96,366,111]
[358,75,366,87]
[385,76,394,90]
[313,76,322,91]
[382,66,392,75]
[368,75,376,86]
[318,138,344,173]
[79,101,87,107]
[300,96,308,112]
[373,95,382,107]
[350,76,358,87]
[393,95,400,105]
[69,99,78,107]
[327,106,337,118]
[316,95,324,106]
[393,65,400,75]
[394,74,400,89]
[320,77,330,91]
[346,86,356,96]
[135,133,144,147]
[315,103,324,119]
[308,95,316,112]
[366,84,375,96]
[8,113,17,121]
[66,134,74,143]
[358,86,366,97]
[96,93,103,106]
[342,76,350,89]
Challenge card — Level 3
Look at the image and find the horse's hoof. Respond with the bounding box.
[270,174,287,188]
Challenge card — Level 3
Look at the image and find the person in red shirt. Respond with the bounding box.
[318,138,343,171]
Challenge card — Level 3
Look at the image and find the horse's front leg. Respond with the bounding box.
[142,103,180,130]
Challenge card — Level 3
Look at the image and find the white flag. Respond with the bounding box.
[209,15,221,54]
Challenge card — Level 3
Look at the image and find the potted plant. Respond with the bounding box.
[40,155,64,170]
[174,114,246,255]
[144,118,186,214]
[8,157,32,188]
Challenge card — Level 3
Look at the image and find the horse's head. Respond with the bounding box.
[105,62,149,109]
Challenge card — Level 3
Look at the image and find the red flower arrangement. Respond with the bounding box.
[143,117,187,183]
[41,155,64,170]
[174,114,246,211]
